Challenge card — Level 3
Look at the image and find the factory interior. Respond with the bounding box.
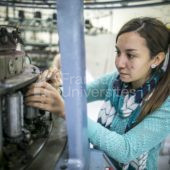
[0,0,170,170]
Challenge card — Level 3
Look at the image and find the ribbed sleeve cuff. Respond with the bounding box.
[87,118,98,140]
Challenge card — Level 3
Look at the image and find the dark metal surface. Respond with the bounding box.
[0,98,3,170]
[1,113,67,170]
[84,0,169,5]
[0,64,39,95]
[89,149,116,170]
[84,1,170,10]
[26,116,67,170]
[0,51,25,81]
[0,26,23,51]
[3,117,53,170]
[0,0,169,9]
[5,92,23,138]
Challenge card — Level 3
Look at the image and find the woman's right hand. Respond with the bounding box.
[25,82,65,118]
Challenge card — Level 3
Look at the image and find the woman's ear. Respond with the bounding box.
[152,52,165,66]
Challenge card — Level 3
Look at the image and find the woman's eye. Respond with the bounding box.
[127,53,135,59]
[115,50,120,56]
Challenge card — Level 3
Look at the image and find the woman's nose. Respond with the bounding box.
[115,55,126,69]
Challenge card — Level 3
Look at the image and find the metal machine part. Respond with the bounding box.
[0,26,23,51]
[0,50,25,81]
[5,92,23,139]
[25,107,39,120]
[0,25,67,170]
[0,26,24,81]
[0,97,3,170]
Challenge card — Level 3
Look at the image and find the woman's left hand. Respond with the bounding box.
[25,82,65,118]
[38,68,62,90]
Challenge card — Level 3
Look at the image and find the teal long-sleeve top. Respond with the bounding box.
[87,72,170,170]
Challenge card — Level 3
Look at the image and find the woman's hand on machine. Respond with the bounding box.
[38,67,62,90]
[25,82,65,118]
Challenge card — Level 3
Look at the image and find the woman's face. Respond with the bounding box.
[115,31,154,89]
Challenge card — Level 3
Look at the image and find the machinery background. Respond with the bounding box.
[0,1,170,170]
[0,25,66,170]
[0,2,59,71]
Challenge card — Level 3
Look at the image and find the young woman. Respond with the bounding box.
[26,17,170,170]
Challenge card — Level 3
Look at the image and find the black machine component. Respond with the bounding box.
[0,26,24,81]
[0,26,24,51]
[18,10,25,23]
[0,26,67,170]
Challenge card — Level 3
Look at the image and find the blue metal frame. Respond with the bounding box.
[57,0,89,169]
[57,0,116,170]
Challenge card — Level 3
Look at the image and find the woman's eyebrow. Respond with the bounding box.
[126,49,138,52]
[115,46,138,52]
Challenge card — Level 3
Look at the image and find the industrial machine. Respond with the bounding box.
[0,25,66,170]
[1,1,169,170]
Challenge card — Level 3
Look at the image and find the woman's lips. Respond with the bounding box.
[119,73,129,79]
[120,72,128,75]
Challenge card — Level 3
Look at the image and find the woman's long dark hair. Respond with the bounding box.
[116,17,170,124]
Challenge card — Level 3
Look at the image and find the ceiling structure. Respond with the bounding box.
[0,0,170,9]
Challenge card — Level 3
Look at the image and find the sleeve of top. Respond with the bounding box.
[86,72,118,102]
[88,96,170,164]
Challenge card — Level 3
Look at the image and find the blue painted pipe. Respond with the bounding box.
[57,0,89,169]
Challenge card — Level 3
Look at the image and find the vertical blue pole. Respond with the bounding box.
[57,0,89,170]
